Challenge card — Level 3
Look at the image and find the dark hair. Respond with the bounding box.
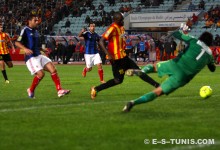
[113,12,123,21]
[27,13,38,21]
[198,31,213,46]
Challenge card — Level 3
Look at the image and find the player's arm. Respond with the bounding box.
[78,28,86,40]
[6,34,16,53]
[171,30,193,43]
[207,56,216,72]
[15,40,33,55]
[99,37,113,61]
[15,29,33,55]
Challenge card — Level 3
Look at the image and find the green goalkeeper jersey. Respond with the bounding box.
[171,31,214,76]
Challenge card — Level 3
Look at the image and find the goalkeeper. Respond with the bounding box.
[123,26,216,112]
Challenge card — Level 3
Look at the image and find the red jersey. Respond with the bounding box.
[102,23,126,60]
[0,32,10,54]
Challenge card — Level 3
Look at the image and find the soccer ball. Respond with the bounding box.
[200,86,212,98]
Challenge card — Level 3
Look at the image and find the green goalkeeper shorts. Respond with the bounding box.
[156,60,193,94]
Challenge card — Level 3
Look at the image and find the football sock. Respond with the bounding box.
[2,70,8,81]
[98,69,104,81]
[95,79,117,92]
[51,72,62,91]
[83,67,87,73]
[133,92,157,105]
[142,64,154,73]
[139,74,160,88]
[30,76,42,92]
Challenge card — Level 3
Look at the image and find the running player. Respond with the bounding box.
[78,22,105,83]
[15,14,70,98]
[0,23,15,83]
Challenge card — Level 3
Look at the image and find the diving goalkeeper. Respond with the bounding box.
[123,25,216,112]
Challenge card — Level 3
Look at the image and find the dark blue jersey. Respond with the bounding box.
[17,26,41,62]
[83,31,100,54]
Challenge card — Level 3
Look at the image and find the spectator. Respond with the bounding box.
[186,18,193,30]
[170,38,177,56]
[110,9,115,16]
[108,0,115,6]
[64,18,71,28]
[64,39,75,64]
[119,5,124,13]
[164,39,172,60]
[92,10,98,16]
[135,5,141,12]
[188,2,196,11]
[73,41,81,61]
[85,15,91,24]
[98,2,104,10]
[198,0,205,10]
[65,29,72,36]
[192,13,198,25]
[203,18,214,29]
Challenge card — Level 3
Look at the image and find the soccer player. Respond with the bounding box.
[90,12,160,99]
[78,22,105,83]
[15,14,70,98]
[123,29,216,112]
[0,23,15,83]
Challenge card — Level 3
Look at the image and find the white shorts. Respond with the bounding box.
[84,53,102,68]
[26,55,52,75]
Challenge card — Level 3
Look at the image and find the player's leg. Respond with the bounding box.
[123,87,163,112]
[44,58,70,97]
[4,54,13,68]
[97,63,105,83]
[82,54,92,77]
[1,54,13,83]
[94,54,105,83]
[123,68,184,112]
[126,63,156,76]
[0,60,9,82]
[91,60,124,99]
[126,57,159,87]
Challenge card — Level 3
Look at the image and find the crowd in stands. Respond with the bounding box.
[203,4,220,32]
[140,0,163,7]
[1,0,220,62]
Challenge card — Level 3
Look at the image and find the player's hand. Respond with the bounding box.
[180,23,189,34]
[207,63,216,72]
[12,48,16,54]
[24,48,33,55]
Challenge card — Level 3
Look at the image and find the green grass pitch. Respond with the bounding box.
[0,64,219,150]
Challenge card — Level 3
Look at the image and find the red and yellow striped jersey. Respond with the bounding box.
[102,23,126,60]
[0,32,10,54]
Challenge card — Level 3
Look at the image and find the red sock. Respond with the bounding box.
[83,67,87,73]
[30,76,41,92]
[51,72,62,91]
[98,69,104,81]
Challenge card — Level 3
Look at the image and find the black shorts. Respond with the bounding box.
[0,54,12,62]
[125,48,133,54]
[112,56,140,81]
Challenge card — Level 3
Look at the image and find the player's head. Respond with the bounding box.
[89,22,96,33]
[199,31,213,46]
[113,12,124,26]
[27,14,39,28]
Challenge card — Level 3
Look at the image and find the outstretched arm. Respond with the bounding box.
[207,56,216,72]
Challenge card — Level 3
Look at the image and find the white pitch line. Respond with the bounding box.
[0,100,125,113]
[0,94,219,113]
